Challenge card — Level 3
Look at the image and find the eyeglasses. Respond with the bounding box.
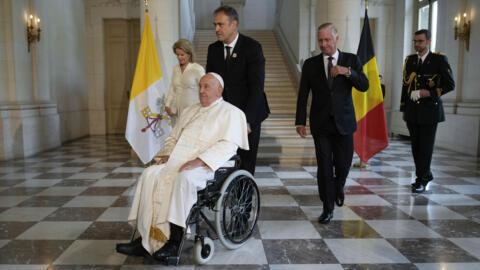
[413,39,426,43]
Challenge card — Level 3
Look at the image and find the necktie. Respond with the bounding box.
[327,56,334,90]
[418,58,423,71]
[225,46,231,62]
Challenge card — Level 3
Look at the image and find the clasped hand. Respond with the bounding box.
[178,158,206,172]
[329,65,350,77]
[155,156,206,172]
[410,89,430,101]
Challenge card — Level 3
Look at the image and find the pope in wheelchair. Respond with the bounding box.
[117,73,260,265]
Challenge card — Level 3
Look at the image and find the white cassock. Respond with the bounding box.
[128,97,249,254]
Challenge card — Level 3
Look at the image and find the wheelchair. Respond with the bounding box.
[182,155,260,265]
[131,156,260,265]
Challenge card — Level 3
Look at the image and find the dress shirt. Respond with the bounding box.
[418,50,429,64]
[323,49,339,78]
[224,32,239,59]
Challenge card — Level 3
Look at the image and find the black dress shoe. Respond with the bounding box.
[335,189,345,207]
[152,223,184,266]
[318,211,333,224]
[116,237,147,256]
[152,242,180,265]
[411,182,426,193]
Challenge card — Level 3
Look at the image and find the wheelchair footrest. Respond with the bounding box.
[164,256,179,266]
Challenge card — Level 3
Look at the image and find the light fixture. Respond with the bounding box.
[26,14,41,52]
[454,12,470,51]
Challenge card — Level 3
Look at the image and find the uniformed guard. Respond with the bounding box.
[400,29,455,193]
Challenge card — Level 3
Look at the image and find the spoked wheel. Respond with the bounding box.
[193,237,214,265]
[215,170,260,250]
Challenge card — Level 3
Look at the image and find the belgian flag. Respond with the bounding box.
[352,9,389,163]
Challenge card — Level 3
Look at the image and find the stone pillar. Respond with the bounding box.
[0,0,17,103]
[141,0,180,87]
[221,0,246,30]
[315,0,361,53]
[0,0,61,161]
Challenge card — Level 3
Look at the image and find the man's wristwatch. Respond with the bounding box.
[346,66,351,77]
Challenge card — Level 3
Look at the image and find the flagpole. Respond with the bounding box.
[353,0,369,169]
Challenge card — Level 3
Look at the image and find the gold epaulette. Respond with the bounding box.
[433,52,445,55]
[436,88,442,96]
[407,53,417,57]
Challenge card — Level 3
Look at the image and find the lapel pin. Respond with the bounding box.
[232,53,237,58]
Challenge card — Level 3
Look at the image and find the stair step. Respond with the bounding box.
[259,144,315,154]
[262,118,296,126]
[262,127,311,136]
[260,135,313,144]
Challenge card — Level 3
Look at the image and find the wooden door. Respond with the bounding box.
[104,19,140,134]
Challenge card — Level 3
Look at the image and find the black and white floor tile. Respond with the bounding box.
[0,136,479,269]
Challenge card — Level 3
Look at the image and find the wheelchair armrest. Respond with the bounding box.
[229,155,241,169]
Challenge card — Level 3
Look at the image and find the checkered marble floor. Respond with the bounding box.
[1,136,480,269]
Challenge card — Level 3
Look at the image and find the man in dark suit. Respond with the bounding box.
[295,23,369,224]
[206,5,269,175]
[401,29,455,193]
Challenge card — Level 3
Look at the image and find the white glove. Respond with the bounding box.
[410,90,421,101]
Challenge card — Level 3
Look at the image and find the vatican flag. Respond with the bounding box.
[125,13,171,164]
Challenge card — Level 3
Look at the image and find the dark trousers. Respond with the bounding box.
[238,123,261,175]
[313,118,353,212]
[406,121,437,183]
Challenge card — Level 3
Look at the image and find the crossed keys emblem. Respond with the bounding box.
[140,96,171,138]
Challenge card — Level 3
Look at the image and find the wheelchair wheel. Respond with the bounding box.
[193,237,214,265]
[215,169,260,250]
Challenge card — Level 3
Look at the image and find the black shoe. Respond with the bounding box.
[152,241,180,265]
[318,211,333,224]
[116,237,147,256]
[152,223,184,265]
[411,182,427,193]
[335,189,345,207]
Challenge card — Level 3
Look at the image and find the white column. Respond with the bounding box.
[221,0,246,30]
[33,0,52,103]
[316,0,361,53]
[0,0,17,103]
[141,0,180,88]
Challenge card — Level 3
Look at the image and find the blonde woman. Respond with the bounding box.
[165,39,205,118]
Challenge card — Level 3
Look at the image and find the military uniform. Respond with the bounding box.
[400,51,455,186]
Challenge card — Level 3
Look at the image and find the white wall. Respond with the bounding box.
[180,0,196,40]
[0,0,89,160]
[194,0,276,30]
[0,0,8,102]
[84,0,140,135]
[38,0,89,142]
[195,0,221,29]
[389,0,480,156]
[451,0,480,103]
[276,0,300,64]
[361,0,396,111]
[315,0,360,54]
[243,0,276,29]
[12,0,33,103]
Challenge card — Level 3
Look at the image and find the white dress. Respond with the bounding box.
[165,62,205,117]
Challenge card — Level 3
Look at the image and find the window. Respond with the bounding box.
[417,0,438,51]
